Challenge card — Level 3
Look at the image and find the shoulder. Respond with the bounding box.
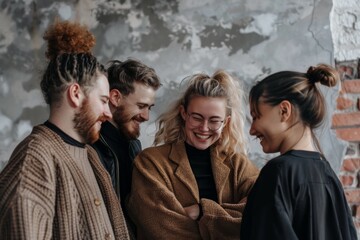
[134,143,178,170]
[10,125,61,161]
[139,143,172,156]
[0,126,58,193]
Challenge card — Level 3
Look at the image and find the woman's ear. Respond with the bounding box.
[223,115,231,127]
[109,89,122,107]
[179,105,187,121]
[279,100,292,122]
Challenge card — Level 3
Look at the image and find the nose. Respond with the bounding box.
[198,119,210,131]
[104,104,112,120]
[249,123,256,136]
[139,109,150,121]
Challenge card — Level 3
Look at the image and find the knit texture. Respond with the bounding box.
[0,125,129,240]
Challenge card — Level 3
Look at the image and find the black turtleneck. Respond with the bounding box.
[185,142,218,202]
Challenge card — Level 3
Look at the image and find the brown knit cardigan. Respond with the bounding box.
[0,125,129,240]
[127,141,259,240]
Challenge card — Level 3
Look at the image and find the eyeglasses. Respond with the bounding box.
[186,113,225,131]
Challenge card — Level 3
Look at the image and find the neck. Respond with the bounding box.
[280,124,315,154]
[48,106,84,144]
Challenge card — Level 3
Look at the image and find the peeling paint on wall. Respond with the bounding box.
[0,0,344,173]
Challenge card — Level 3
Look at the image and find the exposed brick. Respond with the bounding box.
[345,143,357,156]
[332,112,360,127]
[342,158,360,172]
[336,61,358,80]
[345,188,360,204]
[336,128,360,142]
[356,205,360,218]
[342,80,360,94]
[341,175,354,187]
[337,96,354,110]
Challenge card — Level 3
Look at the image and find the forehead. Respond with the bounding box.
[126,82,156,101]
[187,96,227,116]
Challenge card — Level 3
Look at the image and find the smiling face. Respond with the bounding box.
[111,82,156,140]
[180,96,229,150]
[73,74,112,144]
[249,101,287,153]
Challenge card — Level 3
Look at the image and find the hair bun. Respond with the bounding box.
[306,64,339,87]
[43,20,96,60]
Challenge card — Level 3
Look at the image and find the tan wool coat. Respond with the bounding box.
[127,141,259,240]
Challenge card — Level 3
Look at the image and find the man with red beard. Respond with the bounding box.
[92,59,161,237]
[0,21,130,239]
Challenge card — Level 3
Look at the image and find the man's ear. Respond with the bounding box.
[279,100,292,122]
[109,89,122,106]
[179,105,187,121]
[68,83,83,107]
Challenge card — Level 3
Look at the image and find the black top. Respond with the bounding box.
[240,150,357,240]
[185,142,218,202]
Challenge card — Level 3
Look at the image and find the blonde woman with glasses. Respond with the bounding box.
[127,70,259,239]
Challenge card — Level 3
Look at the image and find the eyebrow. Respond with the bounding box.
[191,112,223,119]
[138,102,155,107]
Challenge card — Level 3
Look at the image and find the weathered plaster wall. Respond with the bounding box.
[331,0,360,61]
[0,0,344,172]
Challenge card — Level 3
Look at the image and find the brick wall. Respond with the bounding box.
[333,60,360,235]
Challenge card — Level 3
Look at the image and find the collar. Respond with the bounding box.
[44,120,85,148]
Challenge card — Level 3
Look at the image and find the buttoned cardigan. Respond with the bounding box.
[0,125,129,240]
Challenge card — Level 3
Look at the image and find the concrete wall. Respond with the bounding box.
[0,0,343,172]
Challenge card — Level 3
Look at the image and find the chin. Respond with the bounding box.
[194,142,211,150]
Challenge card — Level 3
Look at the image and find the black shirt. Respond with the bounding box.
[185,142,218,202]
[241,150,357,240]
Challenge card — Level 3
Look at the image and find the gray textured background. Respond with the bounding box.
[0,0,346,172]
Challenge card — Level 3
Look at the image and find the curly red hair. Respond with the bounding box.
[43,20,96,60]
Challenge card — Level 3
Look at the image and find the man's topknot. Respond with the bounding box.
[43,20,96,60]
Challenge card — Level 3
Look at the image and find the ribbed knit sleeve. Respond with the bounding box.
[0,137,56,239]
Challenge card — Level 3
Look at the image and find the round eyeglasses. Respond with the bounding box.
[186,113,225,131]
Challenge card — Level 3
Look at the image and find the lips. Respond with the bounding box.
[194,133,211,139]
[256,135,264,143]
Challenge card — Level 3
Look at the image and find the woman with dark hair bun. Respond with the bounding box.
[240,64,357,240]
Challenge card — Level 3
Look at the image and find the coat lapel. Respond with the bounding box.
[211,150,230,202]
[169,142,200,201]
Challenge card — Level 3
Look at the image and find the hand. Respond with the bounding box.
[184,204,200,220]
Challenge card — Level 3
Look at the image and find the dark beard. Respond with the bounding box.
[112,105,140,140]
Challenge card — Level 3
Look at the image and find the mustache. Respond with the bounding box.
[97,115,110,123]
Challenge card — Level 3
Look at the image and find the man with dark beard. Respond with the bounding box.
[0,21,130,239]
[92,59,161,237]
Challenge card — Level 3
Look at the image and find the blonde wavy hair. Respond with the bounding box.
[154,69,247,159]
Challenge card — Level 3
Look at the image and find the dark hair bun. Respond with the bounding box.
[306,64,339,87]
[43,20,96,60]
